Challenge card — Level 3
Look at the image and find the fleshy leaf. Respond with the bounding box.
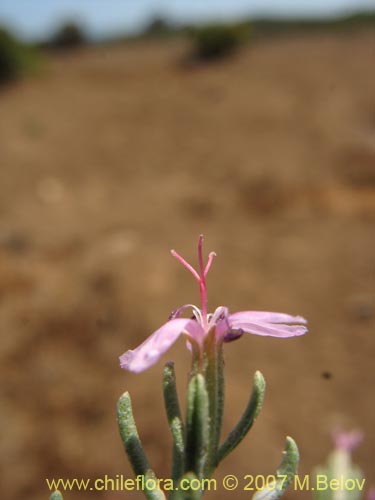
[50,492,64,500]
[185,374,210,481]
[117,392,166,500]
[217,370,265,464]
[163,362,185,482]
[252,436,299,500]
[173,472,203,500]
[313,450,364,500]
[202,328,224,476]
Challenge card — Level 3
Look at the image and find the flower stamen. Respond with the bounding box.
[204,252,217,277]
[170,249,201,283]
[198,234,205,277]
[171,236,216,330]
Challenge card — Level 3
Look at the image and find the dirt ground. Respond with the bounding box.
[0,29,374,500]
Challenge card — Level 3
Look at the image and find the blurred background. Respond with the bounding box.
[0,1,374,499]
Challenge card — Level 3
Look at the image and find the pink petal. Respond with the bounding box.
[210,306,230,340]
[332,429,363,452]
[119,318,200,373]
[229,311,307,324]
[184,319,206,344]
[229,319,307,338]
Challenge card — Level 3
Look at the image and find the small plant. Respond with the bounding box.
[189,23,249,61]
[47,236,308,500]
[0,27,39,84]
[118,235,307,499]
[313,430,374,500]
[142,17,175,39]
[48,22,86,50]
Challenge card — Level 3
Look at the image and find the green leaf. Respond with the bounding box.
[313,450,365,500]
[185,374,210,481]
[202,330,225,475]
[144,470,167,500]
[217,370,265,464]
[117,392,166,500]
[163,362,185,481]
[49,492,63,500]
[173,472,203,500]
[313,466,333,500]
[252,436,299,500]
[117,391,150,475]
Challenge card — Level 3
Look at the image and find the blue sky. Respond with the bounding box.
[1,0,374,40]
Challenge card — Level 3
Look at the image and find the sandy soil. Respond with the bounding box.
[0,30,374,500]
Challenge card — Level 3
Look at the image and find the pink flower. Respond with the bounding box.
[120,236,308,373]
[332,429,363,452]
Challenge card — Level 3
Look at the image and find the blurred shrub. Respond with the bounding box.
[251,11,375,38]
[0,27,39,84]
[48,22,86,50]
[189,23,249,61]
[142,17,175,38]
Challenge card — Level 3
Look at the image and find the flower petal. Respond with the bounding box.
[184,318,205,344]
[169,304,203,323]
[209,306,230,340]
[229,311,307,325]
[119,318,199,373]
[229,319,307,338]
[332,429,363,452]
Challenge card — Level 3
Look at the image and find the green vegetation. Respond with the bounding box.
[250,11,375,38]
[189,23,249,61]
[47,22,86,50]
[140,11,374,62]
[1,9,373,79]
[142,17,177,39]
[131,11,375,48]
[0,27,40,84]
